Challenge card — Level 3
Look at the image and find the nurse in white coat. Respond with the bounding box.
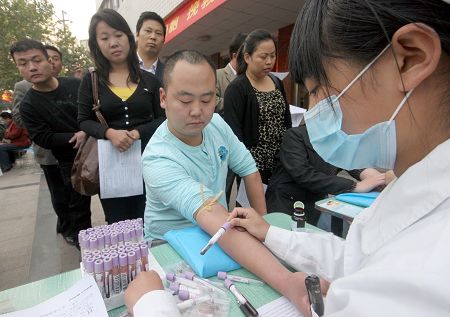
[228,0,450,316]
[125,0,450,316]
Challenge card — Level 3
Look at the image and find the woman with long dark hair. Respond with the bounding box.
[78,9,164,223]
[224,29,291,185]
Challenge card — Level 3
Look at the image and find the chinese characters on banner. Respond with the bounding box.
[165,0,227,43]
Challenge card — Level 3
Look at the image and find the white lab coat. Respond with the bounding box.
[264,138,450,316]
[134,139,450,317]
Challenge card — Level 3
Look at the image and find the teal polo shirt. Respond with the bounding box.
[142,114,257,240]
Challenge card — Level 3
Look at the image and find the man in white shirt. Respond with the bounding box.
[136,11,165,83]
[215,33,246,115]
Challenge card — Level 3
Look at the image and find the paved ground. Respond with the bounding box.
[0,153,106,291]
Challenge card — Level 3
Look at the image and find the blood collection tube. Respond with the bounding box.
[110,233,118,248]
[169,282,203,297]
[97,234,105,250]
[89,237,98,251]
[166,273,198,289]
[119,253,128,290]
[127,251,136,282]
[103,257,113,298]
[129,228,136,242]
[124,230,132,244]
[178,289,202,301]
[83,257,95,278]
[80,237,90,257]
[134,247,142,275]
[135,226,144,242]
[136,218,143,226]
[139,244,149,271]
[177,295,211,311]
[104,232,111,248]
[94,259,105,298]
[110,252,121,294]
[117,231,124,246]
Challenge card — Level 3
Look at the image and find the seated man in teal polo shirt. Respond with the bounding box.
[138,50,315,315]
[142,50,266,240]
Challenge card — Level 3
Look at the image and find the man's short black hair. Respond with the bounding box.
[0,112,12,120]
[136,11,166,37]
[229,33,247,59]
[9,39,48,62]
[44,44,62,59]
[163,50,217,89]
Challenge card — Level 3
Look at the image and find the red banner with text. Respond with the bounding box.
[165,0,228,43]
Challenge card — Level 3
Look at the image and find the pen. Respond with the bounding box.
[224,279,259,317]
[200,221,231,255]
[217,271,264,285]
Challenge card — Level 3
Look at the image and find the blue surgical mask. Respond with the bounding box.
[304,44,413,170]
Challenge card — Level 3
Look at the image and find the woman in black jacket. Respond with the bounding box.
[224,29,291,185]
[78,9,165,223]
[266,124,386,229]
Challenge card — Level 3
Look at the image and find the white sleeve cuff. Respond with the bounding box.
[133,290,180,317]
[264,226,295,260]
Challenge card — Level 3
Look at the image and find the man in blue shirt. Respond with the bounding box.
[128,50,313,316]
[142,50,266,240]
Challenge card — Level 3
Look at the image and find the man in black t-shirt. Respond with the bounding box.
[10,39,91,247]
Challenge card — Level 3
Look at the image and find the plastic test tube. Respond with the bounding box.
[224,279,258,317]
[134,247,142,275]
[178,289,202,301]
[104,232,111,248]
[110,253,121,295]
[103,257,113,298]
[119,253,129,290]
[182,271,226,295]
[94,259,105,298]
[97,234,105,250]
[83,257,95,278]
[217,271,264,285]
[200,222,231,255]
[139,244,149,272]
[166,273,199,289]
[127,251,136,283]
[169,282,203,297]
[89,237,98,251]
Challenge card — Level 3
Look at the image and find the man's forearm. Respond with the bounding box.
[243,172,267,215]
[195,205,291,297]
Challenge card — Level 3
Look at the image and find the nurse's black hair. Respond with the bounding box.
[288,0,450,89]
[236,29,276,75]
[88,9,141,85]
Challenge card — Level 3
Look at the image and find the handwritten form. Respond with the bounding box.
[1,276,108,317]
[98,140,143,199]
[258,296,303,317]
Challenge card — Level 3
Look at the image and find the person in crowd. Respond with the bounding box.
[78,9,164,224]
[12,44,71,235]
[12,39,91,247]
[126,0,450,316]
[142,49,266,240]
[216,32,247,206]
[135,11,165,83]
[224,29,291,185]
[266,122,386,234]
[215,32,247,115]
[0,111,31,172]
[135,49,312,316]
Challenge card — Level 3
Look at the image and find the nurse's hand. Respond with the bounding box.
[287,272,330,317]
[124,271,164,313]
[354,173,386,193]
[227,207,270,242]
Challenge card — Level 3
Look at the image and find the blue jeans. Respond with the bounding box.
[0,144,28,170]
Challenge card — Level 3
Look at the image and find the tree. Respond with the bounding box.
[0,0,92,91]
[0,0,55,90]
[54,27,91,77]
